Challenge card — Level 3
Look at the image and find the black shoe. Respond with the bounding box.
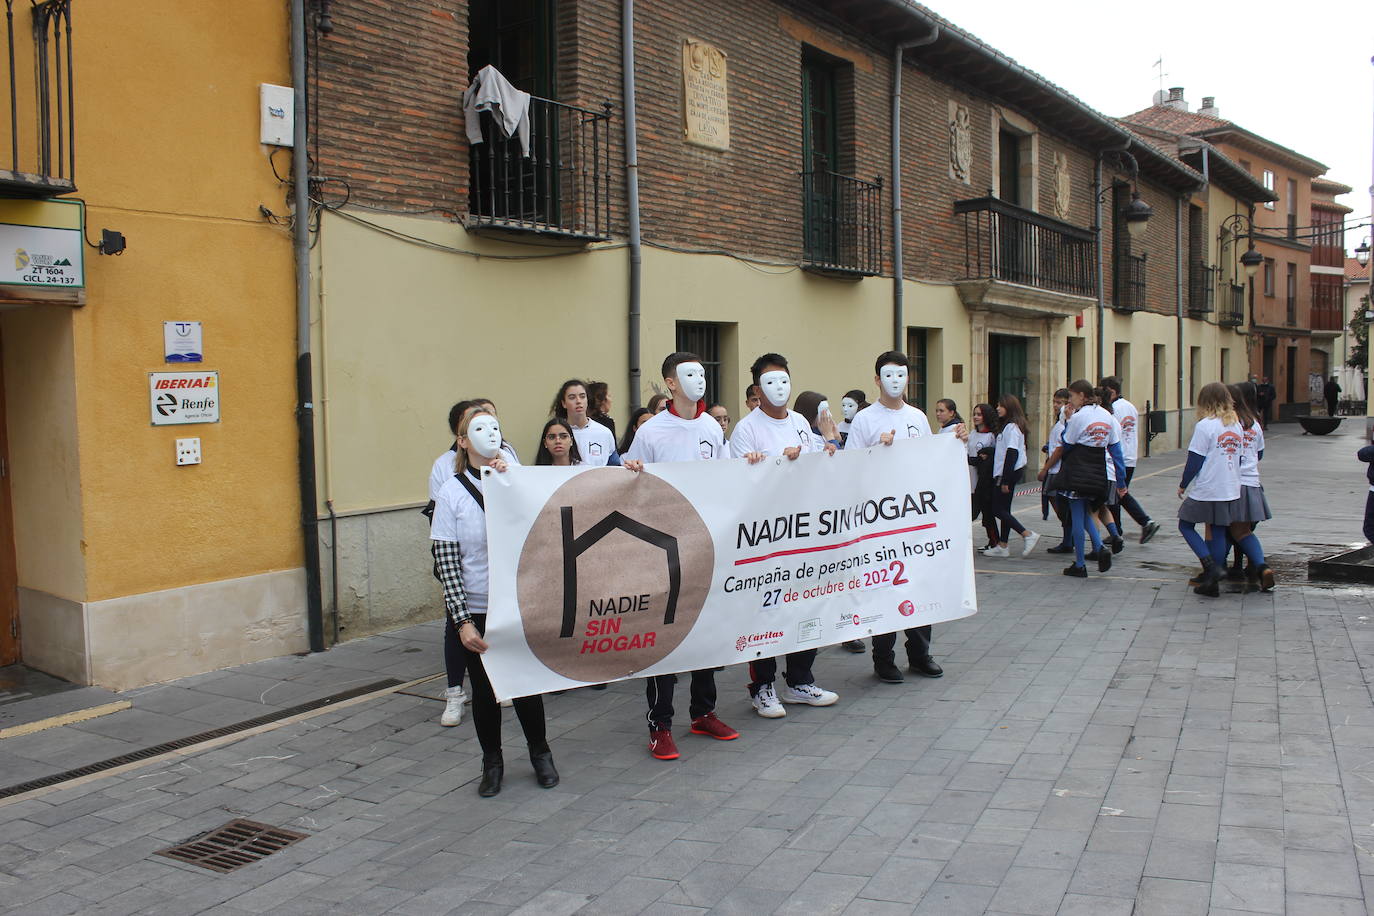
[1192,560,1222,598]
[1047,543,1074,554]
[1140,521,1160,545]
[1097,550,1112,573]
[841,640,866,654]
[908,657,943,678]
[478,753,504,797]
[1225,565,1245,581]
[530,750,559,788]
[1109,536,1125,555]
[1085,549,1101,561]
[1063,564,1088,578]
[1256,563,1276,592]
[874,661,905,683]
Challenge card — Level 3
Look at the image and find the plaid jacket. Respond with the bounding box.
[431,540,471,628]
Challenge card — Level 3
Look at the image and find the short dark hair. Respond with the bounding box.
[1098,376,1122,398]
[936,398,957,414]
[448,400,475,435]
[874,350,909,376]
[1053,388,1071,400]
[844,389,869,408]
[750,352,789,387]
[745,384,761,401]
[1068,379,1097,403]
[661,351,701,380]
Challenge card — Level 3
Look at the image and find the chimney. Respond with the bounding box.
[1199,96,1220,118]
[1164,87,1188,111]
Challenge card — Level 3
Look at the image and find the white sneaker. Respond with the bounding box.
[751,683,786,718]
[781,683,839,706]
[1021,531,1040,557]
[982,545,1010,557]
[440,686,465,726]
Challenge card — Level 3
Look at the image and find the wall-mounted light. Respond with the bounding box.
[98,229,126,255]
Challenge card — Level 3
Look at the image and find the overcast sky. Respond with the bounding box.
[924,0,1372,252]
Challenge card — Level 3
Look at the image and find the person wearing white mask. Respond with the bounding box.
[843,351,944,684]
[837,389,868,446]
[730,355,840,718]
[625,352,741,760]
[432,408,556,797]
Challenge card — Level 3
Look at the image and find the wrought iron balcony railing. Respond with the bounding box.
[1188,262,1215,317]
[802,170,882,276]
[953,197,1095,297]
[1113,252,1147,313]
[468,95,613,241]
[1219,283,1245,327]
[0,0,75,196]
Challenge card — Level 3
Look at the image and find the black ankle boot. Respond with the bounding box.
[530,748,559,788]
[1192,558,1221,598]
[478,752,503,797]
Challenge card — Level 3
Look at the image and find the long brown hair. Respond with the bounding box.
[997,394,1027,436]
[455,407,494,475]
[1227,384,1257,430]
[1197,382,1238,425]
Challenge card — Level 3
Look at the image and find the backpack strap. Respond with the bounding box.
[457,469,485,512]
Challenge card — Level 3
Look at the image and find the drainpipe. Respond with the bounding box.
[1176,196,1185,450]
[622,0,642,409]
[889,25,939,351]
[1093,156,1105,380]
[291,0,325,653]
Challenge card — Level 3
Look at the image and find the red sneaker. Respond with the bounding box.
[649,728,679,760]
[689,712,739,740]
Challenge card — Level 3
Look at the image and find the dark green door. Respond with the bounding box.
[989,334,1028,404]
[802,56,838,265]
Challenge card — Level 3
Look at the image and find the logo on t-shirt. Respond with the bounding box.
[698,440,716,459]
[906,425,923,438]
[797,430,811,447]
[587,442,603,456]
[1120,416,1136,434]
[1083,421,1113,446]
[1218,431,1242,456]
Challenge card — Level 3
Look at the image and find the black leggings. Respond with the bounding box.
[990,469,1027,541]
[444,615,468,689]
[462,615,547,757]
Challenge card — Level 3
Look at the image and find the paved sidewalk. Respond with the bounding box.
[2,423,1373,914]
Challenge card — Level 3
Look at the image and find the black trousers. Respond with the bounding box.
[461,615,547,757]
[873,625,933,666]
[1109,466,1151,528]
[645,669,716,731]
[443,614,468,689]
[747,650,817,693]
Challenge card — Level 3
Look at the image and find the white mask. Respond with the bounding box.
[879,365,908,400]
[467,415,502,459]
[841,397,858,421]
[817,401,831,423]
[676,362,707,403]
[759,370,791,408]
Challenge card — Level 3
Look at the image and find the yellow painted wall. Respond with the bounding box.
[62,1,299,600]
[315,210,976,515]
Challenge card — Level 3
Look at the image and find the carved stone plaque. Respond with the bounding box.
[948,102,971,183]
[683,39,730,150]
[1054,152,1072,220]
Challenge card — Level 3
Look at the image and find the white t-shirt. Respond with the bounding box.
[570,418,618,467]
[729,407,817,458]
[1185,417,1244,502]
[1063,403,1122,484]
[1046,419,1065,474]
[430,469,489,613]
[624,407,727,463]
[1239,423,1264,488]
[993,423,1028,478]
[844,402,933,450]
[428,446,458,502]
[966,429,995,491]
[1113,398,1140,467]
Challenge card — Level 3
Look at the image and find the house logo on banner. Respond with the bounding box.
[517,469,714,681]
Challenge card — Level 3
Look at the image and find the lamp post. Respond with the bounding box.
[1093,149,1153,379]
[1357,239,1370,268]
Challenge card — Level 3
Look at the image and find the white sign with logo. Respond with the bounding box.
[480,436,977,700]
[149,371,220,425]
[0,223,83,288]
[163,321,203,363]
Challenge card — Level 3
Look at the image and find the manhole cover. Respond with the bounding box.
[156,819,308,873]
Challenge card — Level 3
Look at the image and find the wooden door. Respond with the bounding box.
[0,335,16,666]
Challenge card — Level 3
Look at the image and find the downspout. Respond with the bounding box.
[889,26,940,351]
[291,0,325,653]
[1176,196,1185,450]
[622,0,642,409]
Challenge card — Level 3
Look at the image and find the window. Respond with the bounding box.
[800,50,877,275]
[1114,342,1130,392]
[1112,184,1147,311]
[1066,337,1085,386]
[1286,263,1297,325]
[1189,347,1202,404]
[676,322,722,407]
[1220,348,1230,384]
[1152,345,1166,409]
[1262,170,1275,209]
[1263,259,1275,297]
[1286,178,1297,239]
[906,328,928,410]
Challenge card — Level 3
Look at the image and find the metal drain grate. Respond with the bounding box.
[0,677,404,799]
[156,818,308,872]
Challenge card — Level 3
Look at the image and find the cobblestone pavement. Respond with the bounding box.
[3,424,1374,915]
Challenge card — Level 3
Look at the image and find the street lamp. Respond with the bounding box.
[1357,239,1371,268]
[1240,245,1263,278]
[1219,213,1263,278]
[1122,190,1153,241]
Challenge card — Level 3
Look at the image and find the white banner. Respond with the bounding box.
[482,435,977,699]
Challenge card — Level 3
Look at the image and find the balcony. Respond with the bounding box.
[1311,307,1343,333]
[952,197,1095,317]
[1219,283,1245,327]
[801,171,882,277]
[1112,252,1147,313]
[1188,262,1215,317]
[0,0,75,197]
[468,96,613,242]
